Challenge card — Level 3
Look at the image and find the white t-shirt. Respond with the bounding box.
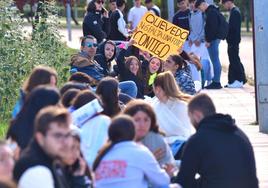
[80,115,111,168]
[18,166,54,188]
[128,6,147,29]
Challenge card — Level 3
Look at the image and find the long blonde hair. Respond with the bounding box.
[153,71,192,102]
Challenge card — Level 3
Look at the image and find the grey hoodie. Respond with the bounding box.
[189,10,205,42]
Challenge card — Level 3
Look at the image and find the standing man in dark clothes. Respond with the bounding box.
[195,0,223,89]
[108,0,129,41]
[222,0,247,88]
[173,0,191,52]
[108,0,117,18]
[174,93,259,188]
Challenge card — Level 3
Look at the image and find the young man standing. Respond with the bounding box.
[108,0,117,18]
[173,0,191,52]
[128,0,147,30]
[109,0,129,41]
[174,93,259,188]
[14,106,72,188]
[195,0,223,89]
[222,0,247,88]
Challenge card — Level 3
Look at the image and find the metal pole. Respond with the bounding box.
[66,0,72,41]
[252,0,268,133]
[168,1,175,22]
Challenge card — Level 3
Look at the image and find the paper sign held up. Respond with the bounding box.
[131,12,189,61]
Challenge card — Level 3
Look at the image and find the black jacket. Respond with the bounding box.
[172,9,190,31]
[95,40,117,76]
[226,7,241,45]
[116,48,144,99]
[205,5,221,42]
[82,11,110,43]
[108,10,128,41]
[175,114,259,188]
[13,140,64,187]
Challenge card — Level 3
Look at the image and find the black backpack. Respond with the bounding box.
[216,9,229,40]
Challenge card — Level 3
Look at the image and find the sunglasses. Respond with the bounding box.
[84,42,98,48]
[96,0,104,4]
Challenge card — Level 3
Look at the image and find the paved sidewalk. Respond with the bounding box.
[202,73,268,188]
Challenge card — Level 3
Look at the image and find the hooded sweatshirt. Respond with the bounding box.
[94,41,117,76]
[175,114,258,188]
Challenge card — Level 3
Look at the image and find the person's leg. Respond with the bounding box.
[207,39,221,83]
[228,44,246,83]
[227,44,236,84]
[118,81,137,98]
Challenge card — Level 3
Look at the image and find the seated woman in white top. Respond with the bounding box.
[152,71,194,158]
[71,90,111,168]
[93,115,170,188]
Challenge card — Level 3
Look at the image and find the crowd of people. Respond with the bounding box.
[0,0,257,188]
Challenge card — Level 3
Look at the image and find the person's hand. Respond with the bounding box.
[153,148,165,161]
[194,40,201,47]
[162,163,177,177]
[128,39,136,47]
[73,157,87,176]
[205,42,210,48]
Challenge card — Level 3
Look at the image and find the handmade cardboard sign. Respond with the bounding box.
[131,12,189,61]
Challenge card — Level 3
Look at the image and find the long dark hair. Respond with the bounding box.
[169,54,188,70]
[86,0,97,13]
[7,86,60,149]
[123,99,160,133]
[93,115,135,171]
[96,77,121,117]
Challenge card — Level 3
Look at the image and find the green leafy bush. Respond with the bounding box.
[0,0,71,127]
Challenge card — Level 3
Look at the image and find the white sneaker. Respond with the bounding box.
[226,80,243,88]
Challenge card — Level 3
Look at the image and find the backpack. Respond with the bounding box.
[216,9,229,40]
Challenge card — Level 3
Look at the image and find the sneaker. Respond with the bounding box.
[204,82,222,89]
[226,80,243,88]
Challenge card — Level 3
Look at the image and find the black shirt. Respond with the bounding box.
[226,7,241,45]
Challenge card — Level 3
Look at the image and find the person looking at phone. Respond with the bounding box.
[83,0,110,43]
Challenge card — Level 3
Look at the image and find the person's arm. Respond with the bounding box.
[18,166,54,188]
[172,13,179,26]
[117,15,129,38]
[174,136,200,188]
[140,147,170,187]
[102,16,111,37]
[205,10,219,42]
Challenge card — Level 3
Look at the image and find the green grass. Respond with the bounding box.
[0,122,8,139]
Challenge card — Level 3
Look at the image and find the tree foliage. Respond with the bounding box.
[0,0,70,122]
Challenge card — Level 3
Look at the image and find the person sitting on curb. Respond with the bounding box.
[174,93,259,188]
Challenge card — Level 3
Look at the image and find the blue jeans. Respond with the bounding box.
[207,39,221,83]
[118,81,137,98]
